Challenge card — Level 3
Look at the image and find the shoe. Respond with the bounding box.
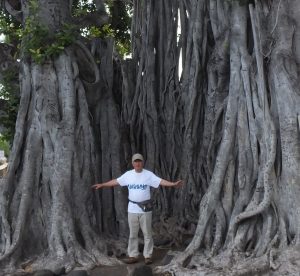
[144,257,153,265]
[122,257,139,264]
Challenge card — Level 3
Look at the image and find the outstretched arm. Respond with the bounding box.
[92,179,119,189]
[160,179,183,187]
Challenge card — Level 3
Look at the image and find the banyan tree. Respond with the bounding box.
[1,0,300,275]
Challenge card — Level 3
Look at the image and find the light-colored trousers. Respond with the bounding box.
[128,212,153,258]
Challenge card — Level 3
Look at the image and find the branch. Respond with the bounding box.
[73,40,100,84]
[94,0,106,13]
[270,0,282,34]
[3,0,22,22]
[73,10,109,29]
[0,43,19,82]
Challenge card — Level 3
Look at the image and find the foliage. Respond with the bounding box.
[0,11,21,46]
[72,0,97,16]
[74,0,132,57]
[0,69,19,143]
[21,0,77,63]
[0,12,20,143]
[81,24,114,39]
[0,135,10,157]
[106,0,132,56]
[22,22,77,63]
[21,0,132,62]
[3,1,75,64]
[1,1,132,61]
[0,0,133,142]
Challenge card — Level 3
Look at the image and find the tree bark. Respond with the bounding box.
[0,0,120,273]
[127,0,300,275]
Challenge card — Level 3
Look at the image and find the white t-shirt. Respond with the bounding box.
[117,169,161,213]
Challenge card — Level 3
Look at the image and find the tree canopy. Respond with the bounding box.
[0,0,131,142]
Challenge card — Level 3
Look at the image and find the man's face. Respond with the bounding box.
[132,159,143,172]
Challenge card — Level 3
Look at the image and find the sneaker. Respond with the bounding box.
[144,257,153,265]
[122,257,139,264]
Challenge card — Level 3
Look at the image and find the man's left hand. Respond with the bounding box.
[174,180,183,187]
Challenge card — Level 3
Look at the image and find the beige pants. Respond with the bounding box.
[128,212,153,258]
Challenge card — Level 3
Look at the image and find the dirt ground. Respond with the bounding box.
[90,248,171,276]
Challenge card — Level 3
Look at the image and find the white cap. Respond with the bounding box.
[132,153,144,162]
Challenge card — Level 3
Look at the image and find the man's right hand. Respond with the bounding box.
[92,184,103,190]
[91,179,119,190]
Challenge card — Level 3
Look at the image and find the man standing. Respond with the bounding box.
[92,153,183,264]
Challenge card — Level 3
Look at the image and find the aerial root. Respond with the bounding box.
[210,204,226,256]
[155,248,278,276]
[21,241,122,274]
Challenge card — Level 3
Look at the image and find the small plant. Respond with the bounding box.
[22,19,77,63]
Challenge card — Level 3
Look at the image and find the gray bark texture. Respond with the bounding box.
[0,0,122,274]
[1,0,300,275]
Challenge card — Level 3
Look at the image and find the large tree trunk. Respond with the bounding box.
[0,0,120,273]
[123,0,185,240]
[89,38,129,240]
[127,0,300,275]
